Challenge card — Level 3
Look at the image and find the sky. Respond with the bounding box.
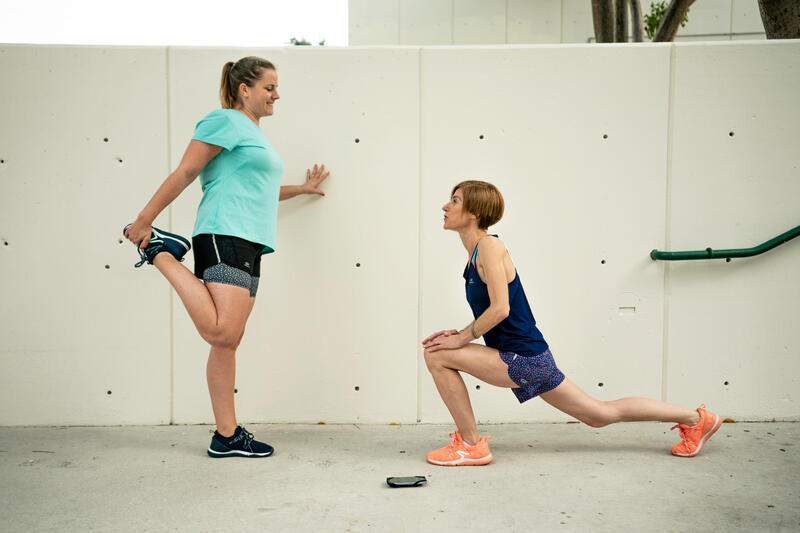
[0,0,348,47]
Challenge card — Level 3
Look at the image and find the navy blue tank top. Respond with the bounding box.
[464,237,549,356]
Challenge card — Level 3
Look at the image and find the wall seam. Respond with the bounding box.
[451,0,455,44]
[397,0,401,45]
[166,47,175,425]
[729,0,735,40]
[416,47,424,423]
[661,44,677,403]
[505,0,509,44]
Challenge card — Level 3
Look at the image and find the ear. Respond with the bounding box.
[238,82,249,99]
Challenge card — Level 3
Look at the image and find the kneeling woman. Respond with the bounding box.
[422,180,720,466]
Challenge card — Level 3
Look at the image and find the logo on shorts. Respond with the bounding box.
[244,261,251,268]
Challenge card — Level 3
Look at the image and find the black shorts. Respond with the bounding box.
[192,234,263,296]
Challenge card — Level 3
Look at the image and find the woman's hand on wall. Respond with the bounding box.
[301,163,330,196]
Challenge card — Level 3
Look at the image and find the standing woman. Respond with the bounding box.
[422,180,720,466]
[124,57,330,458]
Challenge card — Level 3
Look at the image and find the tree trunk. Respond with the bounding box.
[653,0,692,42]
[615,0,630,42]
[592,0,616,42]
[758,0,800,39]
[630,0,644,42]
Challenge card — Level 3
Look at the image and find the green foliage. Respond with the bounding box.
[288,37,326,46]
[644,1,690,40]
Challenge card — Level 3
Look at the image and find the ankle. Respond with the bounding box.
[685,412,701,426]
[217,425,237,439]
[461,433,480,446]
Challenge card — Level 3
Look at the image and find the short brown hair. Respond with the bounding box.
[451,180,504,230]
[219,56,276,109]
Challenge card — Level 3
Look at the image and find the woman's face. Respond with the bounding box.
[242,69,280,118]
[442,188,472,230]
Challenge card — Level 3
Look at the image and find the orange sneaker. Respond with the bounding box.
[670,404,722,457]
[426,431,493,466]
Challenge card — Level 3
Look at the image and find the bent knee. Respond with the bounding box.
[423,347,449,371]
[579,403,619,428]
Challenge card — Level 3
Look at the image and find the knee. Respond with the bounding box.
[204,329,242,350]
[580,403,619,428]
[423,347,444,372]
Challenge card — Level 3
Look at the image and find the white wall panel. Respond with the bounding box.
[400,0,453,45]
[419,45,671,423]
[508,0,562,44]
[453,0,507,44]
[348,0,400,45]
[676,0,733,41]
[168,48,420,424]
[1,41,797,427]
[0,46,171,425]
[562,0,596,43]
[666,42,800,419]
[732,0,766,40]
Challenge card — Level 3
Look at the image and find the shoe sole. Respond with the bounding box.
[673,413,722,457]
[426,454,493,466]
[206,448,274,458]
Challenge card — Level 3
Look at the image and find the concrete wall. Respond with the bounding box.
[0,41,798,426]
[349,0,767,45]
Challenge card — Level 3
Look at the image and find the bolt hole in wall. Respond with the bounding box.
[354,386,360,391]
[104,264,110,269]
[355,262,361,267]
[724,381,729,386]
[601,259,606,264]
[106,390,112,395]
[475,385,481,390]
[729,131,735,137]
[479,134,484,139]
[116,157,124,164]
[0,158,5,163]
[354,138,360,143]
[104,138,109,142]
[598,382,604,387]
[234,388,238,394]
[2,240,7,246]
[602,134,608,139]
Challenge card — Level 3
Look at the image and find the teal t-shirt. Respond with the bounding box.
[191,109,283,254]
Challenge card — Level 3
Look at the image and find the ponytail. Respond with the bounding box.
[219,61,237,109]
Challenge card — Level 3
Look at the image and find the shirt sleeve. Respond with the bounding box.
[192,110,238,151]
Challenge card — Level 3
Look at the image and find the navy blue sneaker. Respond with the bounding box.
[123,224,191,268]
[207,425,274,458]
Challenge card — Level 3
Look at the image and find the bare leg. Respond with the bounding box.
[206,292,256,437]
[540,378,700,427]
[152,253,250,346]
[424,344,517,445]
[151,253,255,435]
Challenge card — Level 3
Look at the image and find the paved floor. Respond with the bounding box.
[1,422,798,532]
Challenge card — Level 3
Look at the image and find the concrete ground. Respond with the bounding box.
[0,422,797,532]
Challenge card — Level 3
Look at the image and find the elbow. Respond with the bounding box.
[496,306,510,321]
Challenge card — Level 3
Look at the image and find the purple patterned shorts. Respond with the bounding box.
[499,348,565,404]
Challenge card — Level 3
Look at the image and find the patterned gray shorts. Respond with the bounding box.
[203,263,259,298]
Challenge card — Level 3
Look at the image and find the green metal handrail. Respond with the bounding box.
[651,224,800,261]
